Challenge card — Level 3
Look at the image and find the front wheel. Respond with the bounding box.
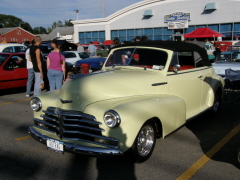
[131,121,156,163]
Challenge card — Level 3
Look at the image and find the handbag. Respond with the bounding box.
[59,52,63,65]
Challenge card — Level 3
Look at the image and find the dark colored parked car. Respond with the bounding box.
[72,57,106,73]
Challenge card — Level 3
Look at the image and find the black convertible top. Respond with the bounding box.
[111,41,211,66]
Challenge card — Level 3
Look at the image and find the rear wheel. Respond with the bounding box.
[131,121,156,163]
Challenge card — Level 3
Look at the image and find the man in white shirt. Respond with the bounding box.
[88,42,97,57]
[77,42,84,52]
[25,42,35,97]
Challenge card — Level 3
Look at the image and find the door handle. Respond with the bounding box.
[198,76,203,78]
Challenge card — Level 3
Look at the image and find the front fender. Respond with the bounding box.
[84,95,186,152]
[33,89,60,119]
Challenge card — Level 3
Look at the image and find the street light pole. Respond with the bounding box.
[74,9,79,20]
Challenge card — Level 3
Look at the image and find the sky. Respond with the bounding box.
[0,0,143,29]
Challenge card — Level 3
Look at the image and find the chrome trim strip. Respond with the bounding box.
[63,123,105,132]
[63,118,102,125]
[40,115,58,123]
[29,126,123,155]
[63,130,118,142]
[152,82,168,86]
[59,98,73,104]
[168,67,211,76]
[34,118,57,128]
[42,110,57,117]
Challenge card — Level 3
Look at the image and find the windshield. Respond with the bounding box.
[62,52,77,58]
[105,48,168,70]
[0,54,10,66]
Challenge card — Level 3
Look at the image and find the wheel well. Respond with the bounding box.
[149,117,162,139]
[216,87,223,98]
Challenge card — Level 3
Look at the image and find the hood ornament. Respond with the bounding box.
[59,98,73,104]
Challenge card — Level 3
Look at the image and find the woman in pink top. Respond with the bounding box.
[47,40,66,91]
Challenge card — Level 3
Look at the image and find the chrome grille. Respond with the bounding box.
[34,107,119,149]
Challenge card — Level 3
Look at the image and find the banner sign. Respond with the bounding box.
[165,12,191,22]
[168,21,188,29]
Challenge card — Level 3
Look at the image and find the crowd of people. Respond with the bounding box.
[25,36,70,97]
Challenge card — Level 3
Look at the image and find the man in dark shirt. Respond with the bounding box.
[30,36,43,96]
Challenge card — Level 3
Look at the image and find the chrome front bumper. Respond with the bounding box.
[28,126,123,156]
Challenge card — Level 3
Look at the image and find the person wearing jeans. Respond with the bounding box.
[29,36,44,97]
[47,40,66,91]
[25,46,35,97]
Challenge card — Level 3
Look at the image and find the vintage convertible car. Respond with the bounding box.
[29,41,224,163]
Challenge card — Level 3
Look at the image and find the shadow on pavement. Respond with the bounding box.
[0,87,26,96]
[186,101,240,169]
[0,153,41,179]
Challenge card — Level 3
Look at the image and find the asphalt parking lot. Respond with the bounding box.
[0,88,240,180]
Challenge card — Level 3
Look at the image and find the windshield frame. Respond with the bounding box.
[103,46,172,75]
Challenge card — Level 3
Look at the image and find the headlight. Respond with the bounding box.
[104,110,121,128]
[30,97,42,111]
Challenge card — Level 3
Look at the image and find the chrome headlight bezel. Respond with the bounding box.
[30,97,42,111]
[104,110,121,128]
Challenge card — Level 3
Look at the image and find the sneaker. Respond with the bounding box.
[26,95,30,97]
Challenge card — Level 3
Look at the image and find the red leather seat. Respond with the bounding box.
[81,63,91,74]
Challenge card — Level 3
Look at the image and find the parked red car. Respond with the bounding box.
[0,53,28,90]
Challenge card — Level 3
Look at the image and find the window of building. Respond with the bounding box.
[79,31,105,44]
[196,25,206,29]
[208,24,219,32]
[2,38,6,41]
[233,23,240,40]
[185,26,195,34]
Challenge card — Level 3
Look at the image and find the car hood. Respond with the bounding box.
[58,68,167,111]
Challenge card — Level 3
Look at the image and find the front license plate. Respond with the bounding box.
[46,139,64,153]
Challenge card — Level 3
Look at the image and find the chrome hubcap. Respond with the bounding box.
[137,125,154,156]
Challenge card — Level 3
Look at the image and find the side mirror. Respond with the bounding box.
[173,64,181,73]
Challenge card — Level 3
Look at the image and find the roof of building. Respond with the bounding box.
[42,26,74,41]
[71,0,165,24]
[0,27,18,35]
[111,41,211,66]
[0,27,35,36]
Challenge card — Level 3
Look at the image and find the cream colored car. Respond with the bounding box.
[29,41,224,163]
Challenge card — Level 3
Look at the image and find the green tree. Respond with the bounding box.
[21,22,33,33]
[47,27,52,34]
[33,26,47,34]
[64,19,73,26]
[0,14,33,33]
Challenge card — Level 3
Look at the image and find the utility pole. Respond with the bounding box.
[74,9,79,20]
[101,0,105,18]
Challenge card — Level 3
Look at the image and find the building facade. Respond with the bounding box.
[72,0,240,44]
[0,27,35,43]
